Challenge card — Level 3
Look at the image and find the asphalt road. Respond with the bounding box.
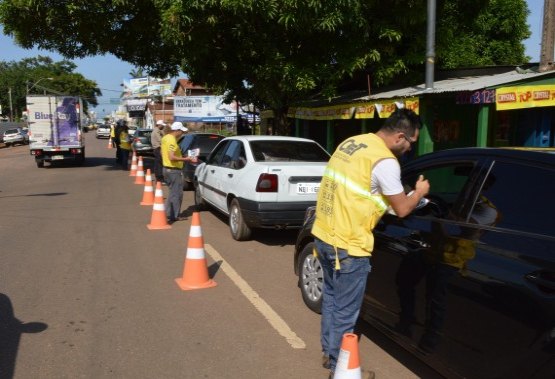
[0,136,444,379]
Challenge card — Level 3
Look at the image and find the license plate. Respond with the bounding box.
[296,183,320,194]
[51,155,64,160]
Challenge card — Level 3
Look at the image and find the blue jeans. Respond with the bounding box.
[315,238,371,372]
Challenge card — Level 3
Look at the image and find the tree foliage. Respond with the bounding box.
[0,56,101,119]
[0,0,531,133]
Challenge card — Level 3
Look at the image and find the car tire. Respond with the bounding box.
[229,198,252,241]
[183,180,193,191]
[194,183,206,210]
[36,160,44,168]
[298,242,323,314]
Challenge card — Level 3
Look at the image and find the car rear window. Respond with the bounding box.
[196,135,224,152]
[5,129,19,134]
[249,140,330,162]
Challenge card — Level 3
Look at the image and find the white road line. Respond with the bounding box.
[205,244,306,349]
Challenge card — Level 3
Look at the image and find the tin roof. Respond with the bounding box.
[357,67,555,101]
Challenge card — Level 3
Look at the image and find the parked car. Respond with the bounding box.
[132,128,154,156]
[294,147,555,379]
[194,135,331,240]
[2,127,29,146]
[95,123,112,138]
[179,132,225,190]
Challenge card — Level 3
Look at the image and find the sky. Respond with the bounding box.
[0,0,545,118]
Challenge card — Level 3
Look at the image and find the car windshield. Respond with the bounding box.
[249,140,330,162]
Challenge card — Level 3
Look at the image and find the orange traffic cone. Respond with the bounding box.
[333,333,369,379]
[175,212,217,291]
[140,169,155,206]
[147,182,171,230]
[134,167,145,185]
[107,137,113,149]
[129,152,138,176]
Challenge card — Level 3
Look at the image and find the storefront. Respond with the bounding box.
[265,67,555,155]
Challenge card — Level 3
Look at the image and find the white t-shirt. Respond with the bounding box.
[371,158,404,195]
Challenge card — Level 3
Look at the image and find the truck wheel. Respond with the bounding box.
[229,198,252,241]
[75,153,85,166]
[36,160,44,168]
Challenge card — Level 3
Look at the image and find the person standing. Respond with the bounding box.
[151,120,166,183]
[161,122,197,223]
[113,120,123,166]
[118,122,132,170]
[311,108,430,379]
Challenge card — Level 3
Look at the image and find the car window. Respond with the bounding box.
[249,140,329,162]
[196,135,224,153]
[5,129,19,134]
[404,163,474,218]
[220,140,246,169]
[206,140,229,165]
[471,161,554,235]
[179,134,195,152]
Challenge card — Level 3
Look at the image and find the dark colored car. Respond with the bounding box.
[179,132,225,190]
[293,148,555,379]
[132,128,153,156]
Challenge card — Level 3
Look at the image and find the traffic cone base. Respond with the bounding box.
[333,333,362,379]
[147,182,171,230]
[175,212,217,291]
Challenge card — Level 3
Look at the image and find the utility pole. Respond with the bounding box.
[540,0,555,72]
[8,87,14,121]
[425,0,437,89]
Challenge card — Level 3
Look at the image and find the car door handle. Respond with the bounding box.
[228,173,233,178]
[525,271,555,292]
[405,233,431,249]
[210,169,215,174]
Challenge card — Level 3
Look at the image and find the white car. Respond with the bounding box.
[194,135,331,240]
[95,124,111,138]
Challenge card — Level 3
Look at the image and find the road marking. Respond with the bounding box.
[205,244,306,349]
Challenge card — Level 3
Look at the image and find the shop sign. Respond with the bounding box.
[496,85,555,110]
[293,104,356,120]
[354,103,375,119]
[456,90,495,104]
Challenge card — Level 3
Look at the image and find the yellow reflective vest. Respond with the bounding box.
[312,133,396,258]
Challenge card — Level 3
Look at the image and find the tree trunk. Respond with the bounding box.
[272,107,290,136]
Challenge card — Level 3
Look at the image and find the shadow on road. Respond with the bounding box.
[0,293,48,379]
[354,319,446,379]
[181,205,298,247]
[0,192,67,199]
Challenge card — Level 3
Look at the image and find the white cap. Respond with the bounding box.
[156,120,166,126]
[170,121,188,132]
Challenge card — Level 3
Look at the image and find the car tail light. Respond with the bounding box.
[134,138,140,142]
[256,173,278,192]
[70,148,81,154]
[31,149,43,156]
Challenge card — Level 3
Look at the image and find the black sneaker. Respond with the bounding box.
[322,354,330,369]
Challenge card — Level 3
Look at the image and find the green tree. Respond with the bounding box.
[0,56,101,119]
[129,67,145,79]
[0,0,531,134]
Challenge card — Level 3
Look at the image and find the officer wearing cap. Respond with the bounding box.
[161,122,197,223]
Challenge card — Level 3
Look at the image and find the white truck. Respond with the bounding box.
[26,95,85,168]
